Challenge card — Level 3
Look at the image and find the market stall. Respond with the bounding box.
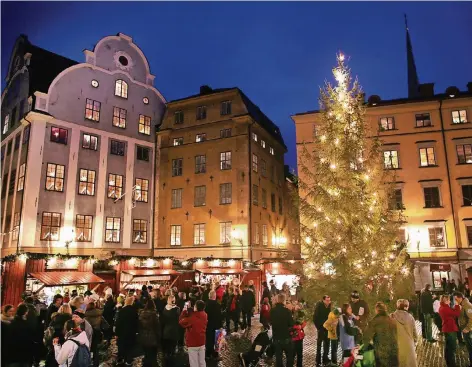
[193,259,247,286]
[120,269,180,290]
[260,259,302,297]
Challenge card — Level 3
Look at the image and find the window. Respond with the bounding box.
[253,184,259,206]
[78,169,96,196]
[115,80,128,99]
[45,164,65,192]
[271,193,276,212]
[171,188,183,209]
[220,183,232,204]
[379,117,395,131]
[279,197,283,214]
[196,106,207,120]
[3,114,9,134]
[196,133,206,143]
[220,151,232,170]
[110,140,125,156]
[252,133,258,142]
[383,150,399,169]
[50,127,68,145]
[174,111,184,124]
[220,222,231,244]
[462,185,472,206]
[252,154,258,172]
[12,212,20,241]
[14,135,20,150]
[1,174,7,197]
[23,125,30,144]
[419,147,436,167]
[253,224,260,245]
[195,155,206,174]
[221,101,232,115]
[76,215,92,242]
[452,110,468,124]
[269,147,275,155]
[17,163,25,191]
[262,188,267,209]
[112,107,127,128]
[137,146,150,161]
[171,225,182,246]
[133,220,147,243]
[261,159,267,177]
[467,226,472,246]
[424,187,441,208]
[428,227,445,247]
[85,99,100,121]
[261,140,266,148]
[108,174,123,199]
[172,158,183,176]
[105,217,121,243]
[40,212,61,241]
[389,189,404,210]
[135,178,149,203]
[194,224,206,245]
[220,129,232,138]
[173,137,183,146]
[82,133,98,150]
[9,170,16,195]
[194,185,206,207]
[457,144,472,164]
[415,113,432,127]
[139,115,151,135]
[262,224,268,246]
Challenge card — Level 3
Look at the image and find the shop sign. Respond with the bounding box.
[208,260,234,268]
[47,258,79,270]
[430,264,451,272]
[134,259,161,268]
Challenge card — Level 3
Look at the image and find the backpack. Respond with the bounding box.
[68,339,92,367]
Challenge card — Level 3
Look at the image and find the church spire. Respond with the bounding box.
[405,14,420,98]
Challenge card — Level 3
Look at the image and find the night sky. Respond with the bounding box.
[2,2,472,170]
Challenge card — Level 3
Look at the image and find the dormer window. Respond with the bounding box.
[115,80,128,99]
[196,106,207,120]
[379,117,395,131]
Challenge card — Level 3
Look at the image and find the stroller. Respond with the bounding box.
[238,328,273,367]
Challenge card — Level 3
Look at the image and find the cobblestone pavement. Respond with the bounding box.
[100,317,471,367]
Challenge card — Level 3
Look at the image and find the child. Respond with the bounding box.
[324,307,341,366]
[260,297,271,328]
[291,310,307,367]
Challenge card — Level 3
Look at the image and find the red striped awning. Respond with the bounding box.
[29,272,105,286]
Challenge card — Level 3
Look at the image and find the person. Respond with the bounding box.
[226,287,241,334]
[180,300,208,367]
[138,299,160,367]
[239,325,272,367]
[339,303,360,363]
[439,294,461,367]
[46,294,63,325]
[85,302,104,367]
[240,285,255,330]
[350,290,370,331]
[390,299,418,367]
[1,304,15,324]
[420,284,436,342]
[205,290,222,360]
[102,294,115,342]
[270,294,294,367]
[153,288,166,317]
[215,283,225,304]
[69,296,85,313]
[6,303,35,367]
[455,291,472,365]
[53,319,90,367]
[50,304,73,344]
[441,278,448,293]
[465,283,472,299]
[269,280,278,298]
[260,297,271,329]
[313,295,332,367]
[115,296,139,366]
[176,292,187,350]
[72,311,93,346]
[261,281,271,306]
[248,280,256,294]
[363,301,398,367]
[448,280,457,295]
[161,294,181,361]
[323,307,341,366]
[202,284,211,303]
[433,295,442,335]
[291,310,307,367]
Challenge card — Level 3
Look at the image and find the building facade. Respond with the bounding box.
[1,33,166,259]
[154,86,301,262]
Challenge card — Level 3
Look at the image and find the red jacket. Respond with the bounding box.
[439,302,461,332]
[216,287,225,303]
[179,310,208,347]
[261,303,271,322]
[291,321,307,341]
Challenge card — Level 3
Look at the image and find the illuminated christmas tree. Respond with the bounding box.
[298,53,413,306]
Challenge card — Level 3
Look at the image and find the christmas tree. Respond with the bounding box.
[298,53,413,307]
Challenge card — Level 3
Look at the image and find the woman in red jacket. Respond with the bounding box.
[438,294,461,367]
[291,310,307,367]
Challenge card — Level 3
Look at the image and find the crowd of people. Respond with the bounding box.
[2,278,472,367]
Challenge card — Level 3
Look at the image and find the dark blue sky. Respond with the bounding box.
[2,2,472,169]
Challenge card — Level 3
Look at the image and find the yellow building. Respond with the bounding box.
[154,86,300,263]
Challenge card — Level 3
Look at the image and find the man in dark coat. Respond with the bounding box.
[313,295,332,367]
[202,284,211,303]
[115,297,139,365]
[420,284,436,342]
[240,285,256,330]
[261,281,271,306]
[270,294,294,367]
[45,294,63,326]
[205,290,223,359]
[225,288,241,333]
[270,279,279,297]
[350,290,370,331]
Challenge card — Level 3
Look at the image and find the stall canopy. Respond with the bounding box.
[197,269,247,275]
[29,272,105,286]
[121,269,179,282]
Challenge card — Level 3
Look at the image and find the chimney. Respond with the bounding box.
[418,83,435,97]
[467,82,472,93]
[200,85,213,95]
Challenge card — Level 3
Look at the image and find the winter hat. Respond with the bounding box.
[332,308,341,316]
[351,291,360,299]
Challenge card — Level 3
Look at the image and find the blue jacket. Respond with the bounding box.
[339,314,358,351]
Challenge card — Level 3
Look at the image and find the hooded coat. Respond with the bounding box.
[161,304,181,341]
[363,312,399,367]
[138,309,160,347]
[390,310,418,367]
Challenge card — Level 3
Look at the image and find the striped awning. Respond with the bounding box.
[29,272,105,286]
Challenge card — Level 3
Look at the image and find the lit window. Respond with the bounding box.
[110,140,125,156]
[389,189,404,210]
[220,129,231,138]
[82,133,98,150]
[261,140,266,148]
[76,215,93,242]
[45,163,65,192]
[78,169,96,196]
[171,225,182,246]
[173,137,183,146]
[3,114,10,134]
[219,222,232,244]
[221,101,232,115]
[195,155,206,174]
[17,163,25,191]
[428,227,444,247]
[133,219,147,243]
[463,185,472,206]
[252,154,258,172]
[383,150,399,169]
[12,212,20,241]
[105,217,121,243]
[196,106,207,120]
[137,146,150,161]
[379,117,395,131]
[135,178,149,203]
[415,113,431,127]
[452,110,468,124]
[139,115,151,135]
[85,99,100,121]
[262,224,268,246]
[196,133,206,143]
[253,224,260,245]
[194,185,206,207]
[50,127,68,145]
[419,147,436,167]
[269,147,275,155]
[171,188,183,209]
[220,183,232,204]
[108,174,123,199]
[424,187,441,208]
[252,133,258,142]
[194,224,206,245]
[252,184,258,206]
[172,158,183,176]
[175,111,184,124]
[40,212,61,241]
[113,107,127,128]
[220,151,232,170]
[456,144,472,164]
[115,80,128,99]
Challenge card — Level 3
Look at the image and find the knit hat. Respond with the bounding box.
[332,308,341,316]
[351,291,360,299]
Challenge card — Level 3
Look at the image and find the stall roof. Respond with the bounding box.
[122,269,180,277]
[29,272,104,286]
[197,268,247,275]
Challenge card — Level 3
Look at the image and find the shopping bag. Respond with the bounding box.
[215,329,227,352]
[354,344,375,367]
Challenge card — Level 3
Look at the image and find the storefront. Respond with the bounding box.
[413,261,462,291]
[120,269,180,290]
[193,259,247,286]
[260,259,302,297]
